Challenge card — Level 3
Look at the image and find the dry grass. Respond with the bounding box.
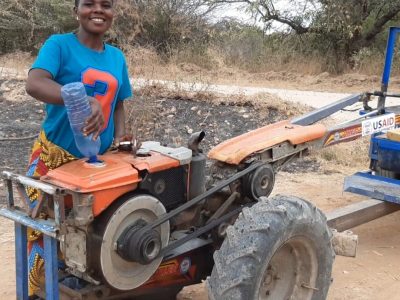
[0,45,390,94]
[0,51,31,78]
[313,137,370,170]
[124,46,164,78]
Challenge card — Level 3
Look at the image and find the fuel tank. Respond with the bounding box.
[41,141,192,216]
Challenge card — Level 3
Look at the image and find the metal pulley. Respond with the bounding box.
[243,163,275,200]
[95,194,169,291]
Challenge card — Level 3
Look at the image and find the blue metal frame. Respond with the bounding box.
[382,27,400,87]
[344,171,400,205]
[13,221,59,300]
[0,172,61,300]
[15,224,28,300]
[378,27,400,112]
[44,235,59,300]
[346,27,400,205]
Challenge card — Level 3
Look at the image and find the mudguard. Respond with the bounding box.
[208,120,327,165]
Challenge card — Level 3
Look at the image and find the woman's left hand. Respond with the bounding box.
[83,96,104,140]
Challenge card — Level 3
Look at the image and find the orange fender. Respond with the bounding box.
[208,120,327,165]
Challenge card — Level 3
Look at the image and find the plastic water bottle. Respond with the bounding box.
[61,82,101,163]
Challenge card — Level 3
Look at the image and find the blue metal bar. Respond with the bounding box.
[44,235,59,300]
[2,171,62,196]
[382,27,400,86]
[344,171,400,204]
[0,208,58,238]
[378,27,400,112]
[15,223,28,300]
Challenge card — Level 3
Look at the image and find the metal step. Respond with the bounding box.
[344,172,400,204]
[0,208,58,238]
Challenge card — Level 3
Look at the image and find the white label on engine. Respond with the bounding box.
[362,113,395,136]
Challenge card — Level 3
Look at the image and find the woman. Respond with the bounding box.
[25,0,132,295]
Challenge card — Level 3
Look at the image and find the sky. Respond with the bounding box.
[211,3,255,23]
[210,1,316,32]
[210,2,290,32]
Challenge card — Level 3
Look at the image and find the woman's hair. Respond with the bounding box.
[75,0,113,7]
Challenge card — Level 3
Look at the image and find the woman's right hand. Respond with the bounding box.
[83,96,104,140]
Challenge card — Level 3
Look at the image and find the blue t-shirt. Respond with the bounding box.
[31,33,133,158]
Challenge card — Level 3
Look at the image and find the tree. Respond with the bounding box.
[0,0,216,55]
[208,0,400,65]
[133,0,218,53]
[0,0,75,53]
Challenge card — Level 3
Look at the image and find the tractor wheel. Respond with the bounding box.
[207,195,334,300]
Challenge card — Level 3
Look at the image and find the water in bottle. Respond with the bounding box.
[61,82,101,163]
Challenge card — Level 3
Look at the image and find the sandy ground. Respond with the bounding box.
[0,71,400,299]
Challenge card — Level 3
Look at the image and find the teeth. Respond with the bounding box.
[92,18,105,22]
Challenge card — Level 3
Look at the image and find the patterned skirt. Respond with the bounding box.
[26,131,76,296]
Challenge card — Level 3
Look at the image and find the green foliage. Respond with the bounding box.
[212,21,267,71]
[2,0,400,73]
[171,41,215,70]
[106,0,142,49]
[135,0,213,56]
[0,0,213,60]
[0,0,75,54]
[209,0,400,72]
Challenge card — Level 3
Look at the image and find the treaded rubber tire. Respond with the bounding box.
[207,195,334,300]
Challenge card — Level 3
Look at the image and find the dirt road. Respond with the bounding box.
[0,78,400,299]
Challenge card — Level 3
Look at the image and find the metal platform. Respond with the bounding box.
[344,171,400,204]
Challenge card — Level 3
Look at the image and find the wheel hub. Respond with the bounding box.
[258,237,318,300]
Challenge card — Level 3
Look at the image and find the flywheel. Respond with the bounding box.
[92,194,169,291]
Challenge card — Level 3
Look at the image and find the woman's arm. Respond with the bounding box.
[26,69,105,139]
[113,101,126,143]
[26,69,63,104]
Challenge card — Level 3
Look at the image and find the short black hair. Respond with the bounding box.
[75,0,114,7]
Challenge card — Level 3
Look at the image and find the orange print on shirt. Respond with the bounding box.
[81,68,118,130]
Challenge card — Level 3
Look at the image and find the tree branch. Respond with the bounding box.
[363,4,400,42]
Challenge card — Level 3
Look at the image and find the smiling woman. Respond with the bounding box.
[24,0,133,297]
[74,0,114,44]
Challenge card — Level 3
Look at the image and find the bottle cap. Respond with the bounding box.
[88,155,98,163]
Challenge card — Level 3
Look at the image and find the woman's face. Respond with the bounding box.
[75,0,114,35]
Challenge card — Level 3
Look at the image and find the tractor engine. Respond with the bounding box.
[41,139,207,292]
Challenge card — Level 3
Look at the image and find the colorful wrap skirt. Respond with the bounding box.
[26,131,76,296]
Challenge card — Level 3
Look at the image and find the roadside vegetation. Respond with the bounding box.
[1,0,400,76]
